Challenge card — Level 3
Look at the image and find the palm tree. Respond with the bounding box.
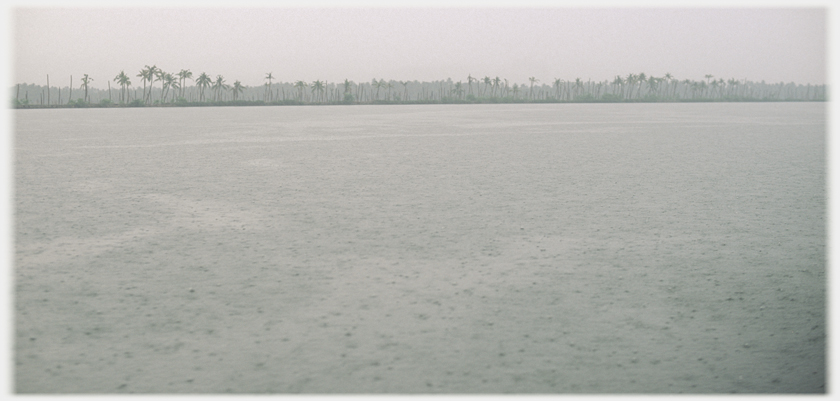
[196,72,212,102]
[154,67,167,103]
[726,78,739,98]
[80,74,93,104]
[212,75,228,101]
[573,78,583,99]
[400,81,409,101]
[493,77,502,98]
[454,81,464,100]
[710,79,720,99]
[467,74,475,96]
[122,73,132,103]
[553,78,562,100]
[528,77,539,99]
[636,72,647,98]
[137,65,152,104]
[681,79,692,99]
[113,71,130,104]
[662,73,673,98]
[163,72,178,102]
[265,72,274,102]
[294,80,308,102]
[342,79,353,101]
[372,79,385,101]
[611,76,623,97]
[231,80,244,101]
[625,73,637,99]
[647,75,659,98]
[482,76,491,97]
[311,80,325,103]
[146,65,161,103]
[386,81,395,101]
[177,69,193,100]
[159,72,170,102]
[689,80,701,99]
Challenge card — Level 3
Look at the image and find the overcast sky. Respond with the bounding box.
[9,3,831,89]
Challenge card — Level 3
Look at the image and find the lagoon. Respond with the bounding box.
[14,103,826,393]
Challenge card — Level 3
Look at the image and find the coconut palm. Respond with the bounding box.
[136,65,152,104]
[196,72,212,102]
[528,77,539,99]
[212,75,228,101]
[146,65,161,103]
[399,81,410,101]
[311,80,325,103]
[265,72,274,102]
[153,67,167,103]
[163,72,179,102]
[553,78,562,99]
[624,73,637,99]
[679,79,690,99]
[453,81,464,100]
[122,73,132,103]
[710,79,720,99]
[611,76,623,97]
[113,71,131,104]
[573,78,583,99]
[159,72,171,101]
[231,80,244,101]
[170,79,181,102]
[294,80,308,102]
[372,79,386,101]
[386,81,395,101]
[662,73,673,98]
[177,69,193,99]
[647,75,659,98]
[80,74,93,104]
[727,78,739,98]
[341,79,353,101]
[636,73,647,98]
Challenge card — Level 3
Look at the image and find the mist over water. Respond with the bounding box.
[14,103,825,393]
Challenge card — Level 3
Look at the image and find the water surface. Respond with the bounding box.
[15,103,826,393]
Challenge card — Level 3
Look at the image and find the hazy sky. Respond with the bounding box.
[9,4,831,89]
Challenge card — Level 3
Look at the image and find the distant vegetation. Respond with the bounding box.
[11,67,828,108]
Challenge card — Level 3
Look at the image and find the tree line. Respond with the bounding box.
[11,66,828,108]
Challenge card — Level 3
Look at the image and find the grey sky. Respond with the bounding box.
[10,4,830,89]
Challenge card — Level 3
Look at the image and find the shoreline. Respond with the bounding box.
[11,97,828,110]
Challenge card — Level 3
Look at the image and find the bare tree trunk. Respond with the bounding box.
[108,81,112,102]
[69,75,73,102]
[46,75,50,106]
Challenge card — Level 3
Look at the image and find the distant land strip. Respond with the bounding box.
[12,69,828,108]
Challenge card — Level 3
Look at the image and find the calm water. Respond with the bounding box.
[15,103,826,393]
